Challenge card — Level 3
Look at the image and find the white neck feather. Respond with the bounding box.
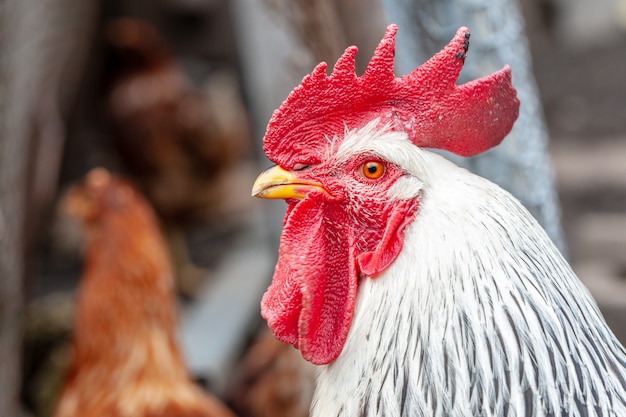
[311,148,626,417]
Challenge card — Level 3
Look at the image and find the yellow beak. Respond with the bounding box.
[251,165,328,199]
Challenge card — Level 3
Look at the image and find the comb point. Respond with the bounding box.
[263,25,520,166]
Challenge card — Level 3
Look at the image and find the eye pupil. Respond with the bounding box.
[361,161,384,179]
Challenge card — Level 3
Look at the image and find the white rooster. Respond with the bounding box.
[252,25,626,416]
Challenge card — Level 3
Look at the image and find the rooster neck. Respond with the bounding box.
[310,163,626,417]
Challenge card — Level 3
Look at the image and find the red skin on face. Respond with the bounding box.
[261,158,418,365]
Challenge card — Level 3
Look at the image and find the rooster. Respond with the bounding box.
[252,25,626,416]
[53,168,236,417]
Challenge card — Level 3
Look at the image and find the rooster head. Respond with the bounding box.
[252,25,520,365]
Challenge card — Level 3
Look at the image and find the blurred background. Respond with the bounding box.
[0,0,624,416]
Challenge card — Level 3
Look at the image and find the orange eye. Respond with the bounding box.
[361,161,385,179]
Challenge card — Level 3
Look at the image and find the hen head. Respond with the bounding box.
[252,25,520,365]
[65,168,136,226]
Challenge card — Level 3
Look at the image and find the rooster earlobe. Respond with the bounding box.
[357,200,418,277]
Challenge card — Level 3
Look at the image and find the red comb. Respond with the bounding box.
[263,24,520,167]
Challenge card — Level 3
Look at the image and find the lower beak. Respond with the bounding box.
[252,165,327,199]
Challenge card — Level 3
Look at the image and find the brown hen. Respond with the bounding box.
[53,168,236,417]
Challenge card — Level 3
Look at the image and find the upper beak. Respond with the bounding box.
[252,165,328,199]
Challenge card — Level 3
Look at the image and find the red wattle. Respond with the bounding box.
[260,197,357,365]
[357,199,418,277]
[261,194,419,365]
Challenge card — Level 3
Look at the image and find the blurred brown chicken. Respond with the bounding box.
[226,327,316,417]
[105,17,249,224]
[104,17,252,296]
[53,168,236,417]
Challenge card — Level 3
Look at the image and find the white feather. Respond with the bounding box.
[310,124,626,417]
